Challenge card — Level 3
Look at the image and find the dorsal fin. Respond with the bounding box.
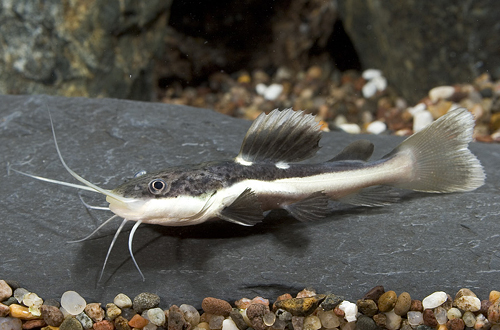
[329,140,374,162]
[236,108,321,164]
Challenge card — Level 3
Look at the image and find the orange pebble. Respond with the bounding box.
[9,304,41,320]
[128,314,149,328]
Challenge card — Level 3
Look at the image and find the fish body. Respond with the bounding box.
[13,107,485,280]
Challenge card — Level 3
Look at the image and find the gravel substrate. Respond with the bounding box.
[1,280,499,330]
[159,66,500,143]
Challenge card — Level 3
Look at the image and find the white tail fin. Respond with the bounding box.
[388,108,485,193]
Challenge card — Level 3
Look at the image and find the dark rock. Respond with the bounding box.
[363,286,385,302]
[246,304,268,330]
[133,293,160,314]
[422,309,438,327]
[320,294,344,311]
[357,299,378,317]
[43,299,61,308]
[22,319,47,329]
[168,305,191,330]
[446,318,465,330]
[59,317,84,330]
[229,310,248,330]
[40,305,64,327]
[372,313,386,328]
[355,315,378,330]
[114,316,132,330]
[410,300,423,312]
[0,2,170,100]
[337,1,500,103]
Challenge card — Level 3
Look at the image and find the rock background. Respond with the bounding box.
[0,1,498,104]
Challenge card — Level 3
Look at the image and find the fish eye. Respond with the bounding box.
[148,179,167,195]
[134,170,147,178]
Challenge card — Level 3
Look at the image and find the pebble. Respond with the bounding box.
[9,304,39,320]
[480,299,492,315]
[229,310,247,330]
[422,292,447,310]
[455,296,481,312]
[129,314,149,328]
[61,291,87,316]
[0,281,13,302]
[222,318,239,330]
[363,286,385,302]
[474,314,489,330]
[114,294,133,309]
[263,312,276,327]
[317,310,340,328]
[356,300,378,317]
[303,315,321,330]
[447,307,461,320]
[147,308,166,327]
[490,290,500,303]
[76,311,94,330]
[410,300,423,312]
[246,303,268,330]
[407,311,423,326]
[180,304,200,327]
[338,123,361,134]
[202,298,232,317]
[274,296,324,317]
[339,301,358,322]
[114,316,132,330]
[372,313,386,328]
[40,305,64,326]
[378,291,397,313]
[209,315,224,330]
[84,303,104,322]
[355,315,377,330]
[488,300,500,323]
[23,319,46,329]
[93,320,114,330]
[22,293,43,316]
[0,316,22,330]
[422,309,437,327]
[394,292,411,316]
[446,318,465,330]
[60,316,84,330]
[168,305,190,330]
[366,120,386,134]
[429,86,456,102]
[412,110,434,132]
[463,311,476,327]
[105,303,121,320]
[0,304,9,317]
[385,310,402,330]
[434,307,447,325]
[291,316,304,330]
[133,293,160,314]
[320,294,344,311]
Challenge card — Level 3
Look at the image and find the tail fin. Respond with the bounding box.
[387,108,485,193]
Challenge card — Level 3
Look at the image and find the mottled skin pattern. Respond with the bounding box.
[112,159,382,200]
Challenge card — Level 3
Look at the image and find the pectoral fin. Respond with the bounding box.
[339,185,400,207]
[218,188,264,226]
[283,191,330,222]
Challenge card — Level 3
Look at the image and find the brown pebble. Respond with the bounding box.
[363,286,385,302]
[378,291,397,313]
[0,280,13,302]
[229,310,248,330]
[291,316,304,330]
[410,300,423,312]
[85,303,105,323]
[40,305,64,327]
[23,319,47,329]
[106,303,122,321]
[488,300,500,323]
[296,288,316,298]
[246,303,268,330]
[423,309,438,327]
[93,320,114,330]
[480,300,491,315]
[273,295,325,317]
[169,305,191,330]
[446,318,465,330]
[333,307,344,317]
[394,292,411,316]
[200,313,212,324]
[209,315,224,330]
[273,294,293,311]
[114,316,132,330]
[202,297,232,317]
[356,299,378,317]
[373,313,387,328]
[129,314,149,328]
[0,303,10,317]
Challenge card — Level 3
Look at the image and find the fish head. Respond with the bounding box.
[107,168,216,225]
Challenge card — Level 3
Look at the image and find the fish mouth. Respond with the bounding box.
[106,195,146,220]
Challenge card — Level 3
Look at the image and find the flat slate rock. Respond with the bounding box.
[1,95,499,306]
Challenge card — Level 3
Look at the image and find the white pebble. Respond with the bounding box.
[447,307,462,320]
[362,69,382,80]
[455,296,481,312]
[61,291,87,316]
[366,120,387,134]
[113,293,132,308]
[463,311,476,327]
[413,110,434,132]
[372,75,387,91]
[434,307,447,325]
[147,308,166,326]
[429,86,455,102]
[408,103,427,116]
[385,310,402,330]
[0,317,22,330]
[338,301,358,322]
[179,304,200,327]
[338,123,361,134]
[222,318,239,330]
[407,311,423,326]
[362,81,378,98]
[13,288,29,303]
[422,291,447,309]
[23,293,43,317]
[255,83,283,101]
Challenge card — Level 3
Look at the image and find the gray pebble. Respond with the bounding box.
[320,294,344,311]
[59,317,84,330]
[133,292,160,313]
[44,299,61,308]
[229,310,248,330]
[76,311,94,330]
[355,315,377,330]
[2,297,17,306]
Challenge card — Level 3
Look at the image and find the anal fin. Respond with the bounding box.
[339,185,400,207]
[283,191,330,222]
[218,188,264,226]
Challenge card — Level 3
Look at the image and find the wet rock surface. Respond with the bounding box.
[1,95,499,306]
